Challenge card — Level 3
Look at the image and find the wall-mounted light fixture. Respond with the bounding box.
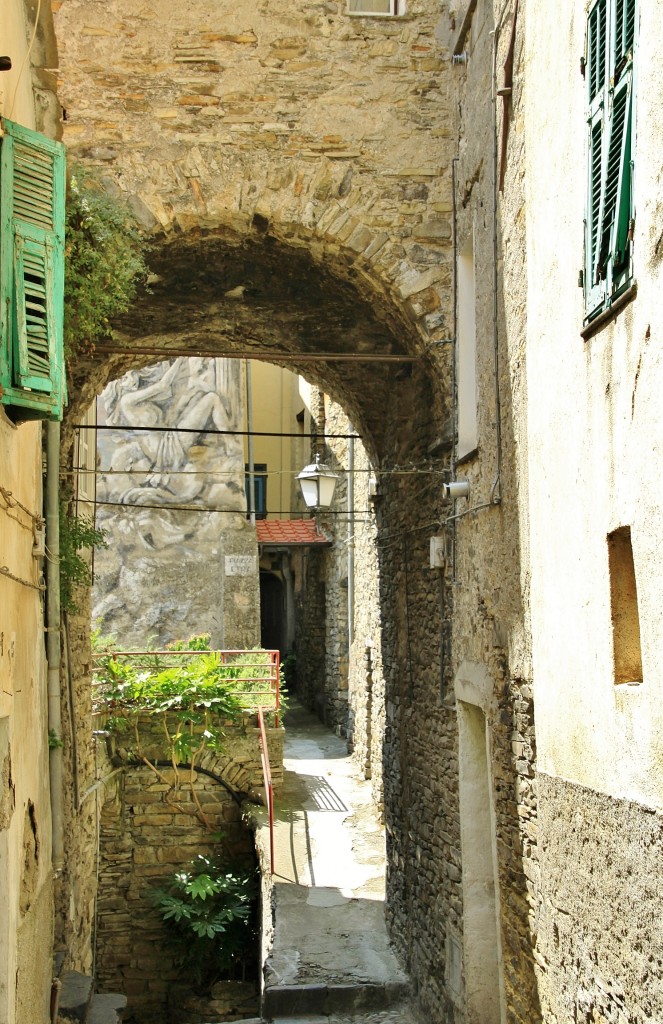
[443,479,470,501]
[297,454,339,510]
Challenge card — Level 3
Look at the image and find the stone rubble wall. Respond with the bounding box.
[447,2,541,1022]
[535,774,663,1023]
[95,716,282,1022]
[53,0,456,397]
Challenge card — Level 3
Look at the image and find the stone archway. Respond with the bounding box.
[52,1,462,1015]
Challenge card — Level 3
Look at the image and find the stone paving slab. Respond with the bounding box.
[240,1005,423,1024]
[251,702,411,1022]
[269,1005,424,1023]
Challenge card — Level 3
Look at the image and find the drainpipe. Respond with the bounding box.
[46,420,64,874]
[281,555,296,652]
[347,428,354,651]
[245,361,256,527]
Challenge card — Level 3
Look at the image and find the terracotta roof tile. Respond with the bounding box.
[256,519,332,546]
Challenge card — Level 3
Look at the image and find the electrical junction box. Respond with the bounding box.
[430,535,446,569]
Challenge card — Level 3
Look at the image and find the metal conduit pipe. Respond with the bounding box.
[450,155,460,582]
[245,360,256,527]
[46,420,64,873]
[491,12,506,504]
[347,428,355,652]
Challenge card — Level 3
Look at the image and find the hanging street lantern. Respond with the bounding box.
[297,454,339,510]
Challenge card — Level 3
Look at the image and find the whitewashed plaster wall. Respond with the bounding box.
[524,0,663,809]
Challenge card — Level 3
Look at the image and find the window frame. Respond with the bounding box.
[245,463,268,520]
[584,0,636,326]
[347,0,400,17]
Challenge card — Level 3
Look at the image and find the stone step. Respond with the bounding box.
[57,971,94,1022]
[262,980,410,1020]
[86,992,128,1024]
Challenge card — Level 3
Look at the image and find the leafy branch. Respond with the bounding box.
[59,504,108,613]
[94,635,282,827]
[150,854,258,991]
[64,167,148,356]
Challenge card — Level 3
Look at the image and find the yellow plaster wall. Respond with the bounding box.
[0,5,55,1022]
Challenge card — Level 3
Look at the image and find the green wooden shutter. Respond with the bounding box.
[0,118,66,420]
[610,73,633,272]
[585,0,609,317]
[614,0,636,68]
[596,76,630,275]
[585,0,635,321]
[588,0,607,103]
[586,112,606,316]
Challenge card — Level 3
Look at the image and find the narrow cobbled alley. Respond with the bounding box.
[250,701,421,1024]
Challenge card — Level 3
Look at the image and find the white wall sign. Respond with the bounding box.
[225,555,257,577]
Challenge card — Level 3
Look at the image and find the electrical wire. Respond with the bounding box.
[74,423,362,440]
[92,497,375,518]
[64,464,446,479]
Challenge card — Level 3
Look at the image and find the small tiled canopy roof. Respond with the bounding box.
[256,519,332,546]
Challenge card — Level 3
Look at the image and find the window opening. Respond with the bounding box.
[608,525,643,684]
[347,0,400,16]
[246,464,267,520]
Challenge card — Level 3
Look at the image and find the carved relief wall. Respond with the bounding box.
[93,357,260,648]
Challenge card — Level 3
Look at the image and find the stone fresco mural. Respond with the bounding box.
[93,358,259,649]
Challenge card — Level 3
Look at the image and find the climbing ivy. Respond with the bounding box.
[64,167,148,355]
[59,504,108,613]
[94,635,282,827]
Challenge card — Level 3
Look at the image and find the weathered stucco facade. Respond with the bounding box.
[0,4,62,1022]
[513,1,663,1018]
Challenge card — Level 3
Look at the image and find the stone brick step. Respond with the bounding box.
[87,992,128,1024]
[57,971,94,1021]
[55,969,126,1024]
[262,980,410,1020]
[229,1003,421,1023]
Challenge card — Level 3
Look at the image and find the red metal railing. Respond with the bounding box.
[93,648,280,726]
[257,706,275,875]
[92,647,279,872]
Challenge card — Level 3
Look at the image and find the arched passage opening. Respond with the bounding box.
[60,220,456,1020]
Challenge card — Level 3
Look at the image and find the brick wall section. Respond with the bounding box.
[95,718,281,1022]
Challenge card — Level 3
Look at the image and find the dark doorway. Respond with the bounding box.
[260,571,286,653]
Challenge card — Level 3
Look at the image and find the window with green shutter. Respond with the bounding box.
[584,0,636,324]
[0,118,66,420]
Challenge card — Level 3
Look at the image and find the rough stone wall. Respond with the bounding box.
[294,550,328,721]
[535,774,663,1023]
[54,591,99,974]
[448,1,540,1021]
[54,0,456,455]
[96,768,254,1023]
[325,400,386,808]
[54,0,454,319]
[95,717,281,1022]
